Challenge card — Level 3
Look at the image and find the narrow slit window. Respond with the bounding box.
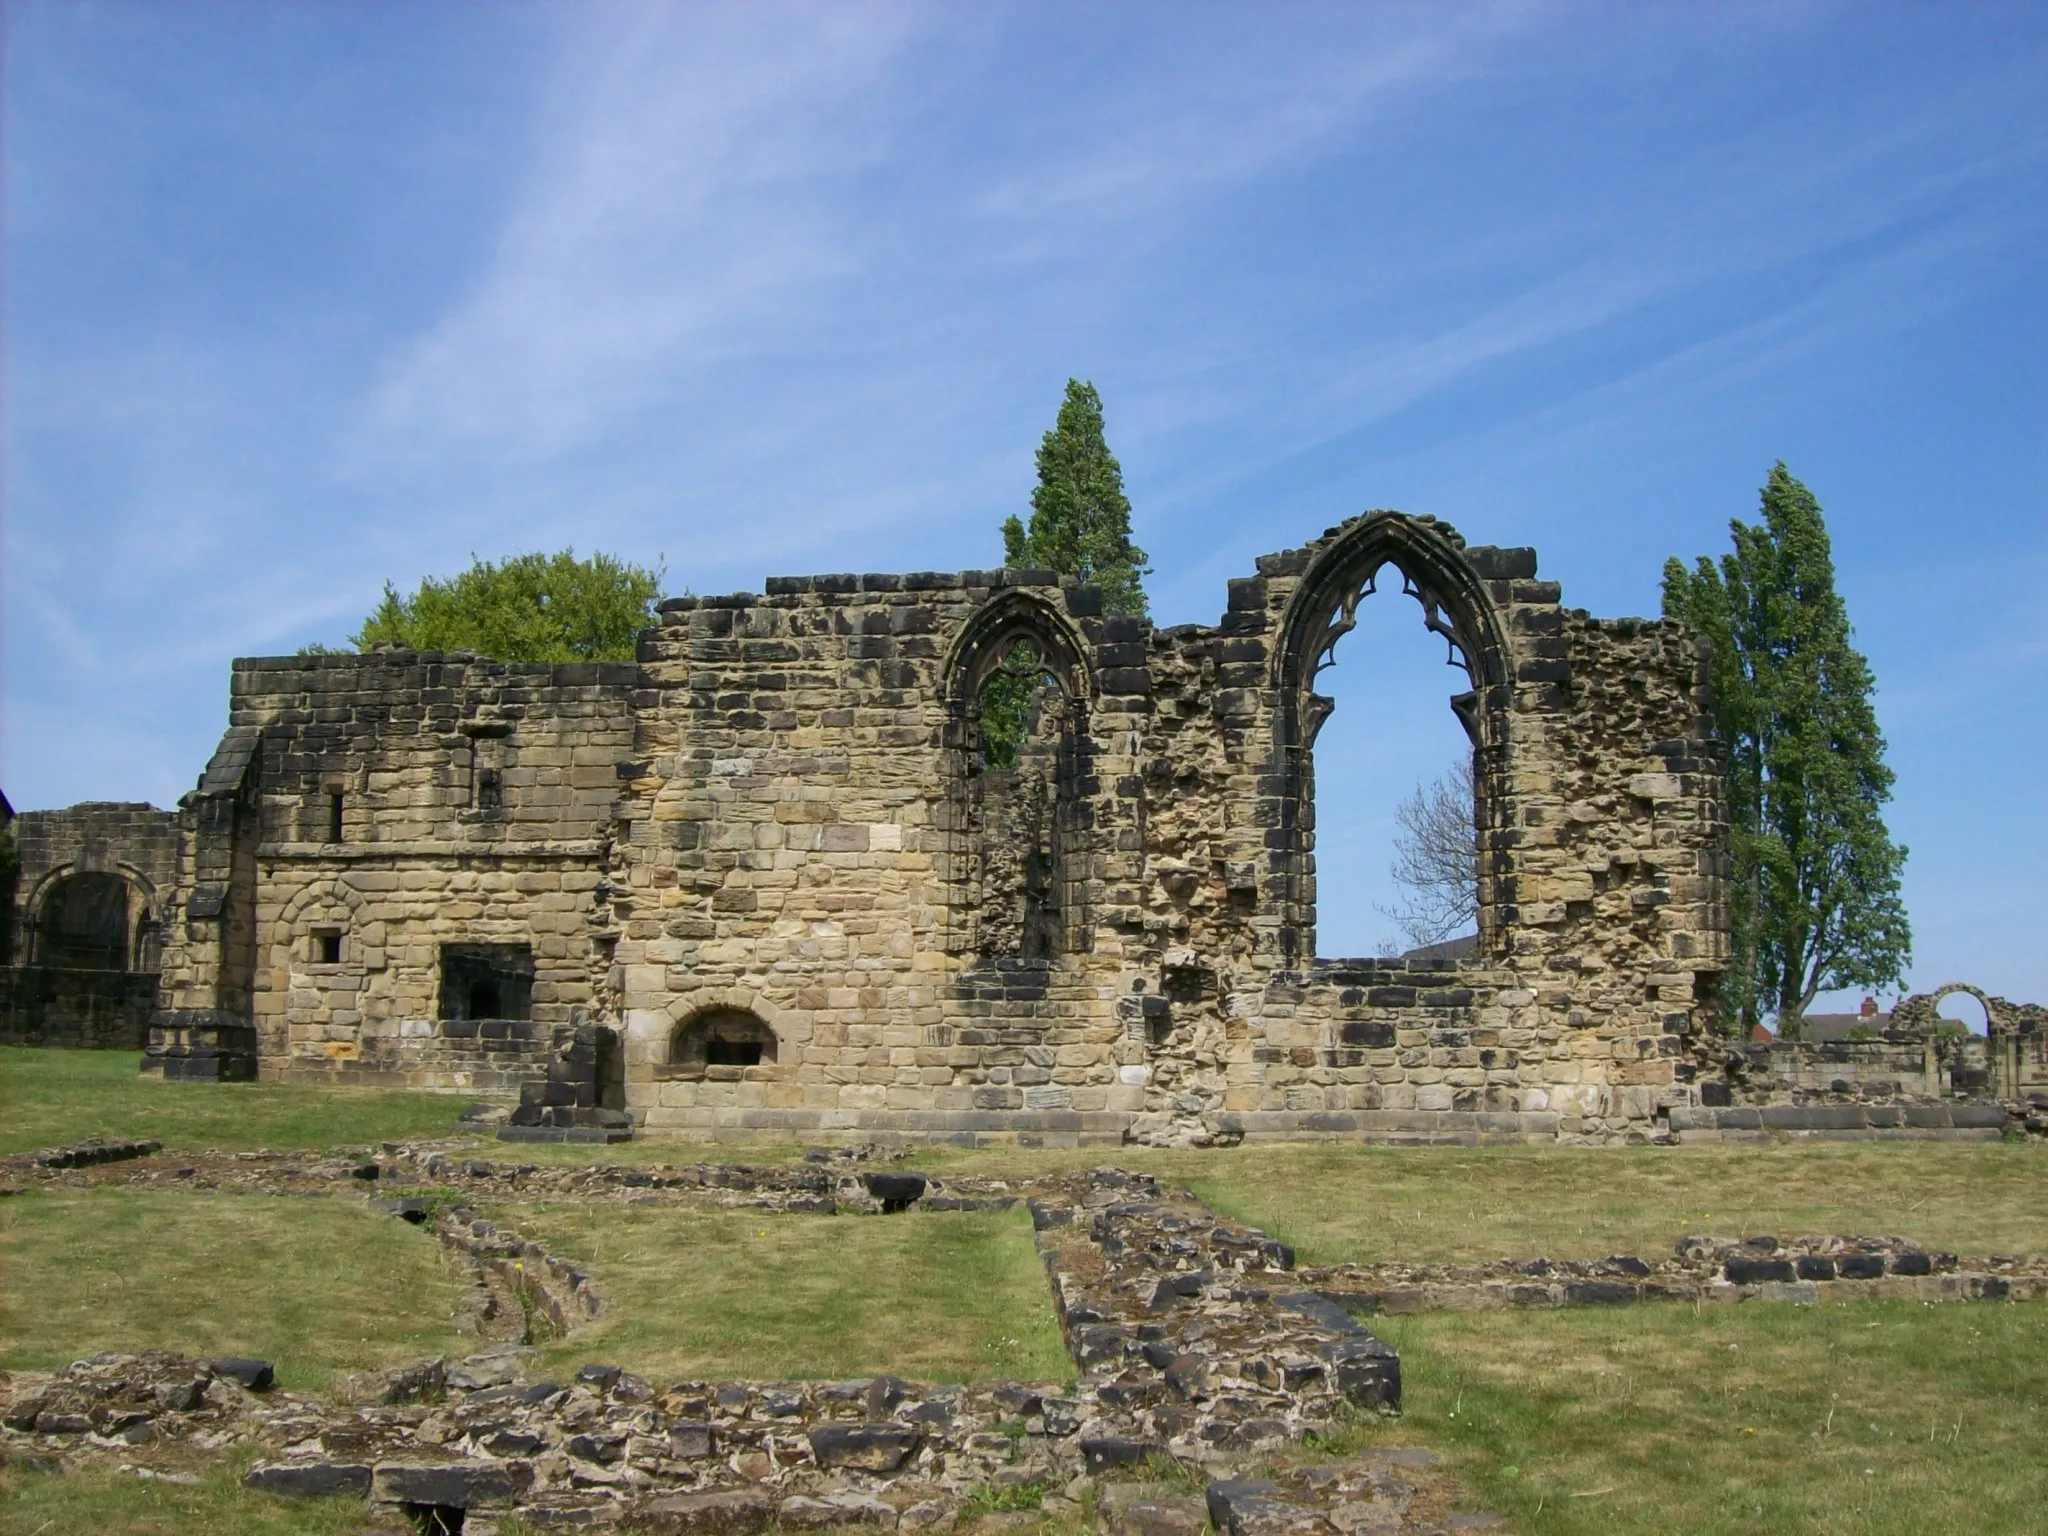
[465,730,509,812]
[328,792,345,843]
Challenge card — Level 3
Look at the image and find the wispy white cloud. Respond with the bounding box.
[352,2,1551,487]
[968,5,1528,230]
[361,2,933,466]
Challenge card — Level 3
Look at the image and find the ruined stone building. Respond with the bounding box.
[8,509,2039,1142]
[1,800,179,1047]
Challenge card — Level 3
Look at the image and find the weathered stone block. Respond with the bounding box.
[807,1423,920,1472]
[244,1461,372,1498]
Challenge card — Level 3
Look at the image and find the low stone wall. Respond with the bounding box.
[1671,1101,2010,1142]
[0,964,157,1048]
[33,1138,162,1169]
[275,1017,561,1095]
[1726,1035,1985,1104]
[1302,1232,2047,1314]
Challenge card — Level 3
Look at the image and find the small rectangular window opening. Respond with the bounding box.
[328,792,345,843]
[474,767,503,810]
[313,929,342,965]
[438,942,535,1022]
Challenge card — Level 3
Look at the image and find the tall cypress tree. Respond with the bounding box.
[1662,463,1911,1031]
[1002,379,1150,618]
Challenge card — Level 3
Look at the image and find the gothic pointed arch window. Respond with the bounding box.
[1272,516,1511,967]
[948,598,1093,963]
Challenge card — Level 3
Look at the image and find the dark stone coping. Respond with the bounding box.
[33,1138,162,1169]
[232,653,640,685]
[496,1125,635,1144]
[1671,1103,2010,1139]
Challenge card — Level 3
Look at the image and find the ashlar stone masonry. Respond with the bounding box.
[141,511,1733,1144]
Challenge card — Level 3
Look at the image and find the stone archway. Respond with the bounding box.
[31,869,140,971]
[1269,513,1514,966]
[1892,982,1999,1035]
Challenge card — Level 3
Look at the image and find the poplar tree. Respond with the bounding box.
[1662,464,1910,1031]
[1002,379,1150,618]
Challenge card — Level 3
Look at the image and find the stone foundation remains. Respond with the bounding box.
[10,1139,2043,1531]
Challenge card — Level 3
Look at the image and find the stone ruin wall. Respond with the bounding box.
[14,509,2039,1145]
[129,511,1739,1143]
[1,801,180,1048]
[1128,524,1729,1145]
[1698,982,2047,1132]
[613,571,1147,1138]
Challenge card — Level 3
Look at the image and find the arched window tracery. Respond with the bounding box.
[1271,516,1511,967]
[946,596,1094,964]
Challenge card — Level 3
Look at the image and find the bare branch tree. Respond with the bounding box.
[1376,757,1478,950]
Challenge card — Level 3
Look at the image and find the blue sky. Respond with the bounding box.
[5,2,2043,1012]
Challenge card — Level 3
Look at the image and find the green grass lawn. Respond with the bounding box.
[0,1046,470,1154]
[900,1141,2048,1265]
[9,1048,2048,1534]
[1170,1142,2048,1536]
[1346,1301,2048,1536]
[1180,1142,2048,1265]
[497,1202,1073,1385]
[0,1451,385,1536]
[0,1188,476,1392]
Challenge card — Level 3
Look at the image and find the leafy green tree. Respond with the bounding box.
[1662,464,1910,1031]
[1001,379,1150,618]
[342,550,664,663]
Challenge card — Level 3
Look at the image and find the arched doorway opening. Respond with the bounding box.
[34,872,133,971]
[1935,989,1991,1036]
